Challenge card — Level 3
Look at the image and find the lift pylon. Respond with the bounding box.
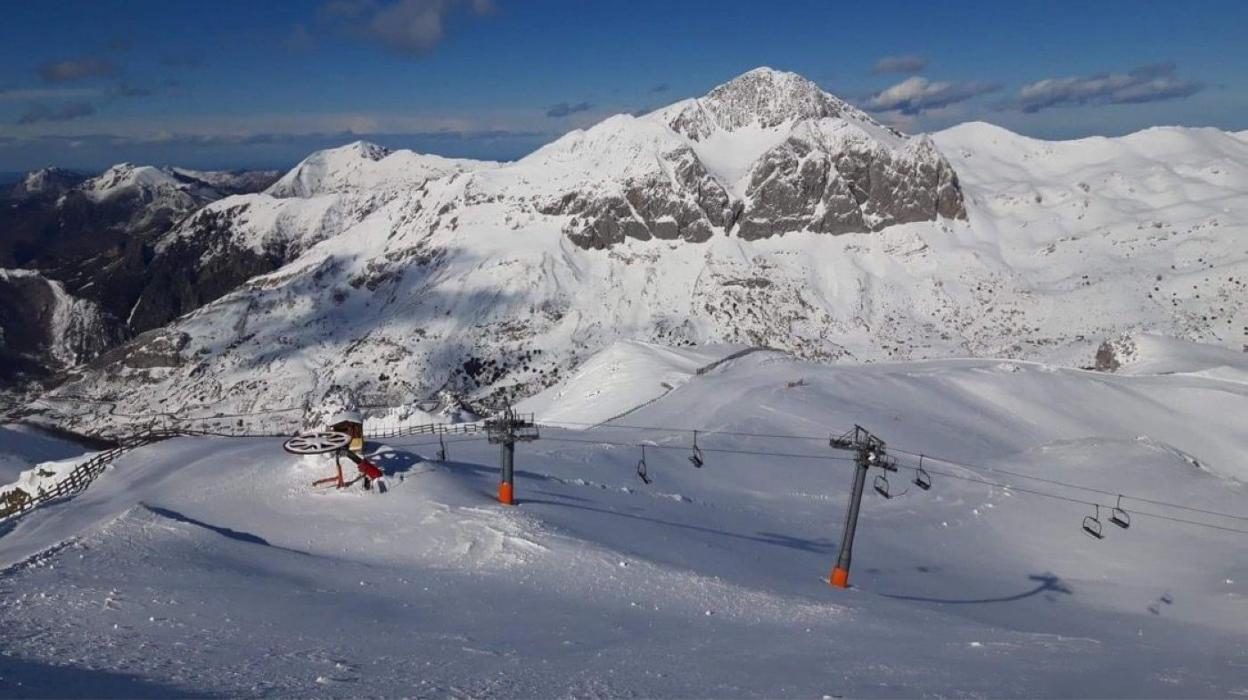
[828,425,891,589]
[485,407,539,505]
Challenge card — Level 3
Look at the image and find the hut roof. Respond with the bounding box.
[328,410,363,426]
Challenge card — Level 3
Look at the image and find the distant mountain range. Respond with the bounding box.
[2,67,1244,433]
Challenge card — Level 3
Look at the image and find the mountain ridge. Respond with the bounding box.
[2,67,1242,432]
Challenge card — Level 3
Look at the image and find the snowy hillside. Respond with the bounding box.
[78,163,279,212]
[3,167,86,200]
[106,142,498,334]
[0,162,281,399]
[3,346,1247,696]
[29,67,1248,434]
[267,141,490,198]
[931,121,1248,363]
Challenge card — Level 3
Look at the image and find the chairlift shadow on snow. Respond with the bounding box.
[139,504,315,558]
[1147,592,1175,615]
[397,454,839,553]
[519,496,837,554]
[0,655,208,699]
[878,573,1073,605]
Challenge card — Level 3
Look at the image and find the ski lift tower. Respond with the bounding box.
[828,425,896,589]
[485,406,539,505]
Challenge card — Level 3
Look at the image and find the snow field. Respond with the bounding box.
[3,346,1247,697]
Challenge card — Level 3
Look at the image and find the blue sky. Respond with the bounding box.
[1,0,1245,171]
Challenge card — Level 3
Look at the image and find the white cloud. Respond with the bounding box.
[866,76,1001,115]
[1012,63,1204,113]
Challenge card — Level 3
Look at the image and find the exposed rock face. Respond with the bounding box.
[544,67,965,249]
[91,328,190,372]
[127,204,286,332]
[0,270,123,390]
[1094,336,1138,372]
[546,145,733,249]
[737,133,966,240]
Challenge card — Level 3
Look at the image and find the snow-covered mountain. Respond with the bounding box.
[266,140,488,198]
[24,67,1248,432]
[4,167,87,201]
[118,143,495,333]
[526,67,963,249]
[0,164,281,398]
[1,162,281,272]
[653,67,963,238]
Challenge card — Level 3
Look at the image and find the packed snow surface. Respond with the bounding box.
[3,346,1247,697]
[518,340,757,425]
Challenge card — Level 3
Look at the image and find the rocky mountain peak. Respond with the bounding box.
[7,167,85,200]
[325,140,389,162]
[665,67,894,141]
[82,163,184,200]
[530,67,963,247]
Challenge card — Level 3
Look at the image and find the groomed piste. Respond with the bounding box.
[2,342,1247,697]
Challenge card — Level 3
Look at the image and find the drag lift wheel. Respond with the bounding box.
[283,431,352,455]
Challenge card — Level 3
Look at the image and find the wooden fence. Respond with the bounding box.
[0,430,175,521]
[0,418,494,524]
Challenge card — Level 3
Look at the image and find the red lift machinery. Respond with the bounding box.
[283,430,386,490]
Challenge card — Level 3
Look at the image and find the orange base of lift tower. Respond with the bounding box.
[829,567,850,588]
[498,482,514,505]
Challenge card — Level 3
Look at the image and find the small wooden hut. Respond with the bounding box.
[329,410,365,452]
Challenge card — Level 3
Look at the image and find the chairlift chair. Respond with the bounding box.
[913,456,932,491]
[873,473,892,499]
[688,430,704,468]
[637,445,652,485]
[1110,494,1131,529]
[1083,504,1105,539]
[913,467,932,491]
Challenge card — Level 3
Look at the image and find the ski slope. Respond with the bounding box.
[3,345,1247,697]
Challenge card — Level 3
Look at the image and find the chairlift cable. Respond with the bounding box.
[888,447,1248,523]
[536,419,833,442]
[20,405,1247,531]
[537,434,857,462]
[914,464,1248,535]
[38,417,1247,535]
